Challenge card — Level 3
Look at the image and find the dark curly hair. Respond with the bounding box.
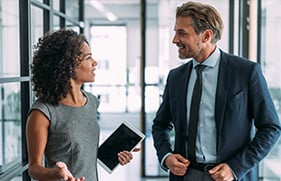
[31,29,88,105]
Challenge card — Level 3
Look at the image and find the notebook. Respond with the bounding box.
[97,121,145,173]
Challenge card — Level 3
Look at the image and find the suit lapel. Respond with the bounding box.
[180,63,193,137]
[215,53,231,160]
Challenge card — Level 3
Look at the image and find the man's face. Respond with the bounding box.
[172,16,204,60]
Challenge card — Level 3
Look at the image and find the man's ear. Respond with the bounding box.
[202,29,213,42]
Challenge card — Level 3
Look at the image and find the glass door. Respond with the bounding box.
[258,1,281,180]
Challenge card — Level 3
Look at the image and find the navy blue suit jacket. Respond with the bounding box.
[152,50,281,181]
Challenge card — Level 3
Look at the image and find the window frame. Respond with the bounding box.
[0,0,84,180]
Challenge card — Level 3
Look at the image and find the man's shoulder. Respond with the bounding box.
[220,50,256,67]
[170,60,192,73]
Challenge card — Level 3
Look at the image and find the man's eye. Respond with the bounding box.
[178,32,187,36]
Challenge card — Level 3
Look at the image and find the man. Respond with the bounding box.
[152,1,281,181]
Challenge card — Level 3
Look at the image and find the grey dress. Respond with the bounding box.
[29,90,100,181]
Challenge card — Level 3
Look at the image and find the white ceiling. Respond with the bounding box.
[84,0,160,22]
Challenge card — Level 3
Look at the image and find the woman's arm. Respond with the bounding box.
[26,110,85,181]
[26,109,60,180]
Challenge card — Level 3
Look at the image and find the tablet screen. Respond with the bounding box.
[97,121,145,173]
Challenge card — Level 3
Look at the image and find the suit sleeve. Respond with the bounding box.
[227,63,281,179]
[152,73,174,170]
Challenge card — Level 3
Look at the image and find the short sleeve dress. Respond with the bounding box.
[29,90,100,181]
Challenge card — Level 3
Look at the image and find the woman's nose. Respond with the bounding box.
[92,58,97,66]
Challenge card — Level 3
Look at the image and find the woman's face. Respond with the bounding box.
[74,42,97,83]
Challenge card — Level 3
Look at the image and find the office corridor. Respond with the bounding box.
[97,126,168,181]
[97,149,168,181]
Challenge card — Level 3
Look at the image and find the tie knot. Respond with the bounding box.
[195,64,206,73]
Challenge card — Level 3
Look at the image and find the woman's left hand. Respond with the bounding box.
[118,148,141,165]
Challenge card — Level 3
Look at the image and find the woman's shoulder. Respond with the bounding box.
[82,90,100,106]
[31,97,49,109]
[29,97,54,120]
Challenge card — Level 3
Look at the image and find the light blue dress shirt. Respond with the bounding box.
[160,47,221,168]
[187,47,220,163]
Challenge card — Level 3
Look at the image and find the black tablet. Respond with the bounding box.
[97,121,145,173]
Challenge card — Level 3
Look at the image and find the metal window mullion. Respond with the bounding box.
[228,0,235,54]
[19,0,32,180]
[256,0,262,64]
[238,0,250,58]
[140,0,146,177]
[60,0,65,28]
[79,0,84,33]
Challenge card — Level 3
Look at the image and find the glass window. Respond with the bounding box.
[0,0,20,77]
[0,0,84,180]
[53,0,60,12]
[258,1,281,180]
[84,25,127,112]
[31,5,44,49]
[11,175,22,181]
[66,0,79,20]
[0,82,21,171]
[66,21,80,33]
[54,15,60,30]
[34,0,44,3]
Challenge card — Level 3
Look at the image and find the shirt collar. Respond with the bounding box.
[192,47,220,68]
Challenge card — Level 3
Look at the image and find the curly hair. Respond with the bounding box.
[31,29,88,105]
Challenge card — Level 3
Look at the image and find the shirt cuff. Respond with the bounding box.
[228,165,238,180]
[160,152,172,170]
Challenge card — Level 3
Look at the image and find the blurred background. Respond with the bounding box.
[0,0,280,180]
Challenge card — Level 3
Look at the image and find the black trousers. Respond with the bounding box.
[183,168,214,181]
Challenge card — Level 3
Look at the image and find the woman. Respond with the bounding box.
[26,29,137,181]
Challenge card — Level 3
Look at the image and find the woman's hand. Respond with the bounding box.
[56,162,85,181]
[118,148,141,165]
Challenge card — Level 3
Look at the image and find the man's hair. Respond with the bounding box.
[176,1,224,43]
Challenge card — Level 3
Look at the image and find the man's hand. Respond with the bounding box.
[165,154,190,176]
[208,163,235,181]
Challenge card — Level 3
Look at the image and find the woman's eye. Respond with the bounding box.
[86,56,93,60]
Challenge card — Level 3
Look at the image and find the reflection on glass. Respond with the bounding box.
[54,15,60,31]
[0,0,20,77]
[10,175,22,181]
[259,1,281,180]
[53,0,60,11]
[0,83,21,170]
[31,5,44,51]
[66,0,79,20]
[66,21,80,33]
